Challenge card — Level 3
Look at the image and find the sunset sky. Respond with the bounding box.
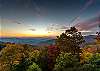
[0,0,100,37]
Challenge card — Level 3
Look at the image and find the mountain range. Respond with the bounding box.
[0,35,96,46]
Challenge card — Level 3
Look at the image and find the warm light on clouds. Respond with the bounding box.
[0,28,59,37]
[0,0,99,38]
[80,30,96,36]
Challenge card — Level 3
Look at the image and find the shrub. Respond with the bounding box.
[54,52,80,71]
[27,62,42,71]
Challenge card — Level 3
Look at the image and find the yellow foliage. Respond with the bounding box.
[0,43,36,71]
[80,49,93,63]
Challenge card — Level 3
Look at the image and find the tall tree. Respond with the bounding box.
[55,27,85,61]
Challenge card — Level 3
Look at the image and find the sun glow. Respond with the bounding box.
[0,29,58,37]
[25,30,50,37]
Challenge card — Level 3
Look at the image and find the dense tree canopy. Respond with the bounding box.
[0,27,100,71]
[56,27,85,54]
[55,27,85,62]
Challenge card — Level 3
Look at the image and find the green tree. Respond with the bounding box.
[89,53,100,65]
[27,62,42,71]
[12,58,30,71]
[54,52,97,71]
[54,52,79,71]
[56,27,85,61]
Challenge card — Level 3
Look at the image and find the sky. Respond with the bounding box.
[0,0,100,37]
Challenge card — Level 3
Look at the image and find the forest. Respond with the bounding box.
[0,27,100,71]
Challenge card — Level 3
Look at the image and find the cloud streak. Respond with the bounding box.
[29,28,36,31]
[75,15,100,31]
[0,18,21,24]
[71,0,94,24]
[46,24,69,32]
[32,0,47,20]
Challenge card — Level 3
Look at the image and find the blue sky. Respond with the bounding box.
[0,0,100,37]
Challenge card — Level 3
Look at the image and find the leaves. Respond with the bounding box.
[27,62,42,71]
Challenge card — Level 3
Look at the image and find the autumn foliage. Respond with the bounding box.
[0,27,100,71]
[47,45,60,71]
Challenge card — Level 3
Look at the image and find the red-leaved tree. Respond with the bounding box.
[47,45,60,71]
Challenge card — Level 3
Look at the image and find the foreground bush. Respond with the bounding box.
[54,52,99,71]
[0,44,42,71]
[27,62,42,71]
[54,52,79,71]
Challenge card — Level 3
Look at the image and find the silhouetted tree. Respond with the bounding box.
[55,27,85,61]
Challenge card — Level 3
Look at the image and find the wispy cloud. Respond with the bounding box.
[71,0,94,24]
[75,15,100,31]
[0,18,21,24]
[29,28,36,31]
[32,0,47,20]
[81,30,96,35]
[46,24,69,32]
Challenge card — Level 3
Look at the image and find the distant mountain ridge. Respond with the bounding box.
[0,35,96,46]
[0,37,54,45]
[84,35,96,44]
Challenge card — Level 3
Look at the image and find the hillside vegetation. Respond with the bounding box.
[0,27,100,71]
